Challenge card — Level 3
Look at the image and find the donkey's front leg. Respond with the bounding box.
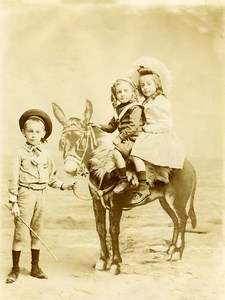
[92,196,109,271]
[109,199,123,275]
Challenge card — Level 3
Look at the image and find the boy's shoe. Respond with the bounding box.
[113,179,129,194]
[6,267,20,284]
[129,185,150,205]
[30,267,48,279]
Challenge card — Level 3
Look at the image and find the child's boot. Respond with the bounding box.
[6,250,21,284]
[113,167,129,194]
[30,249,48,279]
[130,171,150,205]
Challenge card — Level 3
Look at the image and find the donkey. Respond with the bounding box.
[52,100,197,275]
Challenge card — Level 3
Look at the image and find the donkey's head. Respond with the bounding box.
[52,100,95,176]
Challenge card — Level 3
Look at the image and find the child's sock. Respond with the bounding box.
[137,171,148,190]
[118,167,127,180]
[12,250,21,271]
[31,249,40,270]
[30,249,48,279]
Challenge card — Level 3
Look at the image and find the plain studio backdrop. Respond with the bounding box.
[0,1,224,163]
[0,2,225,300]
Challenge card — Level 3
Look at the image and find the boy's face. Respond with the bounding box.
[139,74,157,97]
[22,120,46,146]
[115,81,133,104]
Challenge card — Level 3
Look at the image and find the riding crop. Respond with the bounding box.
[4,203,58,261]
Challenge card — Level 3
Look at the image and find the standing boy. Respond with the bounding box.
[6,109,74,283]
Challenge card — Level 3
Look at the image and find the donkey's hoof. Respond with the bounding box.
[167,245,183,261]
[95,259,107,271]
[167,244,175,255]
[110,264,120,275]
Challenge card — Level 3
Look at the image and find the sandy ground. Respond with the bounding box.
[0,157,224,300]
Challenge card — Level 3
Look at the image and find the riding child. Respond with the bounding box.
[130,65,186,203]
[100,77,149,197]
[6,109,74,284]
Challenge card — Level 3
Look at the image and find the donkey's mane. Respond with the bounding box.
[89,133,171,187]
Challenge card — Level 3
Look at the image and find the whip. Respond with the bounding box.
[4,203,58,261]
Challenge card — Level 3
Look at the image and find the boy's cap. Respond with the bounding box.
[19,109,52,139]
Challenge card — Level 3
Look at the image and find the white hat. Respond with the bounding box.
[127,56,173,95]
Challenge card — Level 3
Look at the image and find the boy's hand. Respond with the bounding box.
[61,183,75,190]
[11,203,20,217]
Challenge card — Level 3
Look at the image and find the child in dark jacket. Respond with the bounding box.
[100,77,149,197]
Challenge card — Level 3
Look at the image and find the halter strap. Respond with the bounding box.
[88,177,117,209]
[62,123,97,175]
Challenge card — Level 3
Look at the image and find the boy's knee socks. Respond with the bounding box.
[31,249,40,269]
[12,250,21,269]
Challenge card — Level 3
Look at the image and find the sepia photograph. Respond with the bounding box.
[0,0,224,299]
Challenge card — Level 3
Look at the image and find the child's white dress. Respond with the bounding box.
[131,95,185,169]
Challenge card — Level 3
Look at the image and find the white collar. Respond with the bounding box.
[24,143,43,153]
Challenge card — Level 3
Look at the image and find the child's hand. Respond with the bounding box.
[99,124,108,131]
[142,125,147,132]
[11,203,20,217]
[142,125,150,132]
[61,183,75,190]
[113,136,121,145]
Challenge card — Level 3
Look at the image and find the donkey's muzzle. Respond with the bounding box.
[64,156,80,175]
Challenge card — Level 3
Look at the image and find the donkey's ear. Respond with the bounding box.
[52,102,68,126]
[82,99,93,126]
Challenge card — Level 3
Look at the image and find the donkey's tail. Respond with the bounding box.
[188,168,197,228]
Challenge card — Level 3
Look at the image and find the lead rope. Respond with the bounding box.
[76,125,97,176]
[73,175,117,208]
[72,174,104,202]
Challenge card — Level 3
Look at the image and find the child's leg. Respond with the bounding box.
[132,156,146,172]
[137,171,148,190]
[113,149,129,193]
[31,237,41,263]
[133,156,148,190]
[113,148,126,169]
[12,239,22,251]
[6,240,22,284]
[30,190,47,279]
[130,156,150,204]
[30,237,48,279]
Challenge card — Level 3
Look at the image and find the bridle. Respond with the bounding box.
[61,123,97,176]
[61,123,117,206]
